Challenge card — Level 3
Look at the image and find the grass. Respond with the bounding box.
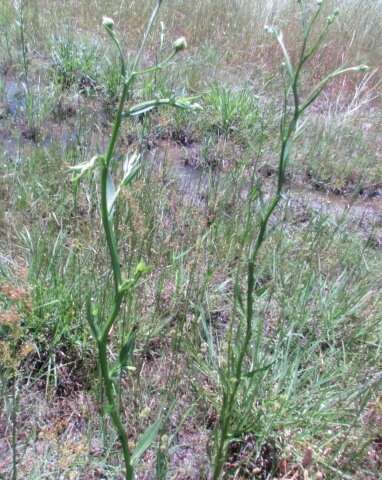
[0,0,382,479]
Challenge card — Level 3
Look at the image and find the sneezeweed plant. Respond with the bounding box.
[211,1,369,478]
[70,2,200,479]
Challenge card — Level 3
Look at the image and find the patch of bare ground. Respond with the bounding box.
[0,348,212,479]
[0,389,96,478]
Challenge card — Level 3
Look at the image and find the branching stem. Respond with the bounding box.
[212,3,366,478]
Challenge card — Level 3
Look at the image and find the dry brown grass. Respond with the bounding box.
[25,0,382,74]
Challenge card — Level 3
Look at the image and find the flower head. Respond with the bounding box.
[173,37,187,53]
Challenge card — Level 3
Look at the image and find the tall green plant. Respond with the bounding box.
[212,2,368,478]
[71,3,200,479]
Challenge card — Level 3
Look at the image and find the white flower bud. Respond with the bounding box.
[160,434,169,452]
[173,37,187,53]
[102,16,114,30]
[139,406,151,419]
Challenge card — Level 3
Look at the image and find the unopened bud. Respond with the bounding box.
[173,37,187,53]
[102,16,114,30]
[160,434,169,452]
[139,406,151,419]
[358,64,369,72]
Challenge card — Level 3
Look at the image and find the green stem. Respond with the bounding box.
[101,293,123,343]
[104,73,135,170]
[132,0,162,72]
[98,340,134,480]
[212,200,280,480]
[12,375,17,480]
[213,29,301,480]
[94,4,165,479]
[100,164,122,292]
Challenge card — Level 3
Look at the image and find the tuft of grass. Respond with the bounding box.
[50,34,102,91]
[203,83,260,140]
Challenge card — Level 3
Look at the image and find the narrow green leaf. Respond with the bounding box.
[156,449,168,480]
[254,285,268,297]
[131,418,162,466]
[243,362,274,379]
[70,155,100,182]
[86,298,100,340]
[119,329,136,369]
[125,99,167,117]
[300,65,368,113]
[123,96,202,118]
[173,97,203,111]
[130,105,158,116]
[122,152,141,187]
